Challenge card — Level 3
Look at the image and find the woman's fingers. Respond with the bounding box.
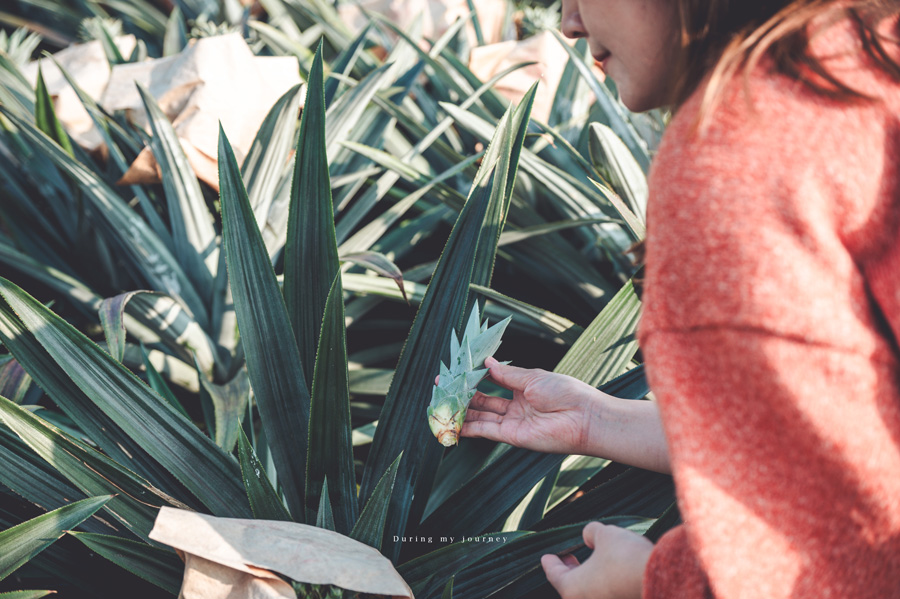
[561,554,580,568]
[459,418,503,442]
[541,554,575,592]
[464,408,502,423]
[469,391,509,415]
[583,521,606,549]
[484,357,537,391]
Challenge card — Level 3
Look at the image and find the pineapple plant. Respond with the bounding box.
[0,2,676,597]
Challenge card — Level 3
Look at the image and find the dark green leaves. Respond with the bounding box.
[0,291,194,500]
[307,275,356,533]
[237,426,293,522]
[68,532,183,595]
[218,125,310,521]
[351,453,402,551]
[0,278,251,518]
[33,66,74,156]
[284,41,341,380]
[359,94,535,561]
[138,84,218,310]
[0,395,180,541]
[0,495,111,581]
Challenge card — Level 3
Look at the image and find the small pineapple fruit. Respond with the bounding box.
[427,303,511,447]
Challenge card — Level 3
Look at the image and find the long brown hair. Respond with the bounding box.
[628,1,900,286]
[671,0,900,115]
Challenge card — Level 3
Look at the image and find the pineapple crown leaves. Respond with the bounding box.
[427,303,511,446]
[445,302,511,380]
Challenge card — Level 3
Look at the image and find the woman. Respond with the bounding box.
[461,1,900,597]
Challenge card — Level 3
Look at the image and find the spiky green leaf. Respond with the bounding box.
[351,453,402,551]
[307,275,356,533]
[244,83,303,221]
[138,84,218,301]
[0,396,183,541]
[33,66,73,156]
[0,294,193,499]
[0,495,111,581]
[69,532,183,594]
[237,425,293,522]
[284,42,340,380]
[218,125,310,520]
[0,278,251,518]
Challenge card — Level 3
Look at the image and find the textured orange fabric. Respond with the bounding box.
[638,17,900,599]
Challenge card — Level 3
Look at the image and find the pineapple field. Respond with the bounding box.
[0,0,677,597]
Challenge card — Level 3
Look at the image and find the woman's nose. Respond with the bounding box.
[560,1,586,38]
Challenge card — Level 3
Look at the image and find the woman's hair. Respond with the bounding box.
[628,1,899,288]
[670,0,900,116]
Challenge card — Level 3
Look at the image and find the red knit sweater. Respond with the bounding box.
[637,17,900,599]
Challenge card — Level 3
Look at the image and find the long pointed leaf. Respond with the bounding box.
[68,532,183,595]
[0,495,111,581]
[138,84,218,304]
[284,42,340,380]
[244,83,303,221]
[588,122,648,221]
[237,426,293,522]
[316,478,335,531]
[218,125,310,521]
[0,295,196,501]
[0,278,251,518]
[325,62,395,162]
[0,396,182,542]
[1,109,209,326]
[163,6,188,56]
[358,150,503,561]
[323,24,371,107]
[350,453,402,551]
[470,84,536,289]
[33,66,74,156]
[307,275,356,533]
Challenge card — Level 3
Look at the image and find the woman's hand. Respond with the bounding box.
[542,522,653,599]
[459,357,672,473]
[459,357,606,455]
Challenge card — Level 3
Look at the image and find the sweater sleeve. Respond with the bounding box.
[639,326,900,599]
[642,525,710,599]
[637,33,900,599]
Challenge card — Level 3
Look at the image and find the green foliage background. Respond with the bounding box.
[0,0,676,596]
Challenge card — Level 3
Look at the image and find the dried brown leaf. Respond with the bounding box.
[150,508,413,599]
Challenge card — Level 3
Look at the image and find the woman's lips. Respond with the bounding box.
[593,51,611,71]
